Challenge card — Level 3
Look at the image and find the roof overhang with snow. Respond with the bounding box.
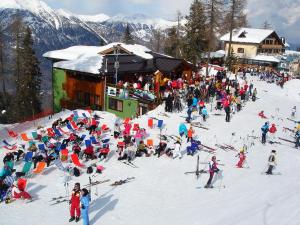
[220,28,284,45]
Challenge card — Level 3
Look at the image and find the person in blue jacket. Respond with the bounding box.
[186,140,201,156]
[179,123,188,138]
[261,122,269,144]
[186,107,192,123]
[80,188,90,225]
[201,105,208,121]
[192,97,198,111]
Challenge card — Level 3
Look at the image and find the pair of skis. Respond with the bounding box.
[110,177,135,186]
[184,155,204,179]
[122,161,138,168]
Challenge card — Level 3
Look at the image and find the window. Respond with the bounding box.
[76,91,83,103]
[94,95,100,105]
[109,98,123,111]
[237,48,244,53]
[84,92,90,105]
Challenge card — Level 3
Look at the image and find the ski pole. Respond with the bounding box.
[218,171,224,192]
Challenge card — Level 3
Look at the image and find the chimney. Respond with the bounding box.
[280,37,286,44]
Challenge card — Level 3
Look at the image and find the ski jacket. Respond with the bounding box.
[192,97,198,107]
[208,161,219,174]
[174,142,181,152]
[202,107,208,116]
[70,190,81,207]
[179,123,188,136]
[80,195,90,210]
[187,128,194,138]
[261,124,269,134]
[268,153,277,166]
[269,125,277,134]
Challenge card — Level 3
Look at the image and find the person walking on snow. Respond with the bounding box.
[80,188,90,225]
[291,106,296,118]
[201,105,208,122]
[69,183,81,222]
[205,156,220,188]
[236,148,246,168]
[265,150,277,175]
[261,122,269,144]
[295,130,300,149]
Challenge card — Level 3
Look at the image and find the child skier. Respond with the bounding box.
[187,126,194,142]
[80,188,90,225]
[173,139,182,159]
[205,156,220,188]
[265,150,277,175]
[236,148,246,168]
[69,183,81,222]
[269,123,277,142]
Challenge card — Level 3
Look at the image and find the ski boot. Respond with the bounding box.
[75,217,80,222]
[69,217,75,222]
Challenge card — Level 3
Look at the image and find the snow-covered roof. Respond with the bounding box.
[44,42,154,74]
[285,50,300,56]
[53,54,103,75]
[220,27,275,44]
[250,55,280,63]
[203,50,225,58]
[43,46,104,61]
[43,42,153,61]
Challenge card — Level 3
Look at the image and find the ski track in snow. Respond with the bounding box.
[0,76,300,225]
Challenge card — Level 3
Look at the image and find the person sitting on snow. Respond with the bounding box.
[136,140,148,157]
[154,142,167,158]
[11,180,32,201]
[258,110,267,119]
[98,144,110,161]
[186,140,201,156]
[83,145,95,161]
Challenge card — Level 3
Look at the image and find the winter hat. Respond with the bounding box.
[271,150,276,153]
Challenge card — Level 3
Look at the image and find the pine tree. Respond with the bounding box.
[164,27,179,57]
[183,0,207,65]
[149,28,163,53]
[225,0,248,71]
[123,24,134,44]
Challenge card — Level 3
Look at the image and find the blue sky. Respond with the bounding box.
[43,0,300,45]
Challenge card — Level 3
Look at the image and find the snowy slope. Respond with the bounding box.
[0,76,300,225]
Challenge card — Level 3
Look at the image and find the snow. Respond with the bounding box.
[54,54,103,75]
[251,54,281,63]
[200,64,225,76]
[1,76,300,224]
[220,27,276,44]
[77,14,110,23]
[285,50,300,56]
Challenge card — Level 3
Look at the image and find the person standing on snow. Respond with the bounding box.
[236,148,246,168]
[205,156,220,188]
[69,183,81,222]
[269,123,277,142]
[291,106,296,118]
[295,130,300,149]
[80,188,90,225]
[261,122,269,144]
[187,126,194,142]
[201,105,208,121]
[265,150,277,175]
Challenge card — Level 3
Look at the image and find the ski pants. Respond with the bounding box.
[13,191,31,199]
[70,204,81,218]
[295,137,300,148]
[206,172,214,186]
[225,112,230,122]
[236,159,245,168]
[81,208,89,225]
[262,133,267,144]
[266,165,274,174]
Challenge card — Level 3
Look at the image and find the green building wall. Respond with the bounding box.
[106,95,138,118]
[53,68,67,113]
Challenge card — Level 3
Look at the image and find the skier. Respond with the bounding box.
[69,183,81,222]
[205,156,220,188]
[201,105,208,122]
[295,130,300,149]
[186,140,200,156]
[173,139,182,159]
[252,88,257,101]
[265,150,277,175]
[80,188,90,225]
[268,123,277,142]
[186,107,192,123]
[261,122,269,144]
[236,148,246,168]
[291,106,296,118]
[187,126,194,142]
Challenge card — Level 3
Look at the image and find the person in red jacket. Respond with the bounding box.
[69,183,81,222]
[98,145,110,160]
[236,149,246,168]
[269,123,277,142]
[258,110,267,119]
[84,145,94,161]
[205,156,220,188]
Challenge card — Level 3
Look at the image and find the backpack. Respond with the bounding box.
[73,167,80,177]
[87,166,93,174]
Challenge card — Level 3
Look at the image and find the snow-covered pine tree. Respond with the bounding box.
[123,24,134,44]
[183,0,207,65]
